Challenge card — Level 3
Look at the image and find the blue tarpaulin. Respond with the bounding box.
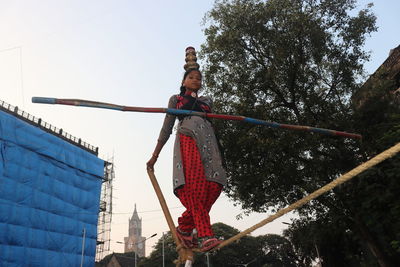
[0,109,104,267]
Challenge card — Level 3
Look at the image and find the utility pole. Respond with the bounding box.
[162,232,165,267]
[80,227,86,267]
[134,233,157,267]
[117,233,157,267]
[315,242,322,267]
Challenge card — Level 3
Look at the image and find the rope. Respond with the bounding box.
[215,142,400,250]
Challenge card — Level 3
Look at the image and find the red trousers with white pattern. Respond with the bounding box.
[176,134,222,238]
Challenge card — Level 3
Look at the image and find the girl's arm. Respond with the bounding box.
[147,95,177,170]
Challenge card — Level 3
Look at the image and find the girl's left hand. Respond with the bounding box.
[146,155,157,171]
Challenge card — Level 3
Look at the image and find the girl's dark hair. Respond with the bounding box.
[179,68,202,95]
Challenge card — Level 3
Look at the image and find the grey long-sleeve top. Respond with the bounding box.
[157,95,227,194]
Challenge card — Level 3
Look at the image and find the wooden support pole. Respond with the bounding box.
[147,169,194,266]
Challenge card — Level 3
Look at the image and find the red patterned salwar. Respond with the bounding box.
[176,133,222,238]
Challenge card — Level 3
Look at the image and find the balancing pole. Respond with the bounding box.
[146,168,194,266]
[32,97,362,140]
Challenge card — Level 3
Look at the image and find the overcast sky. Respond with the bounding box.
[1,0,399,257]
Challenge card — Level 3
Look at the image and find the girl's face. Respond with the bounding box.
[182,70,202,91]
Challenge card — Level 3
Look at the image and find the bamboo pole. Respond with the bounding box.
[146,169,194,266]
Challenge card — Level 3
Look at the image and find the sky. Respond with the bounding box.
[1,0,399,259]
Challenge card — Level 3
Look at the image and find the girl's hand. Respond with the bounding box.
[146,155,158,171]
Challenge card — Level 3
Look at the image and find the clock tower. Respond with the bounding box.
[124,204,146,257]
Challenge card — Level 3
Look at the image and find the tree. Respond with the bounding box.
[141,223,261,266]
[141,223,301,266]
[257,234,303,267]
[351,73,400,265]
[206,222,262,266]
[201,0,376,212]
[283,216,379,267]
[282,76,400,266]
[198,0,400,265]
[139,232,178,267]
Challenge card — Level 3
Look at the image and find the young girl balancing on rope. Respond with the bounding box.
[146,47,227,252]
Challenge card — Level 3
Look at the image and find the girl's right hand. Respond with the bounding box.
[146,155,158,171]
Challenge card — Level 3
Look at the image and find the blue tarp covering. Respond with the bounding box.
[0,110,104,267]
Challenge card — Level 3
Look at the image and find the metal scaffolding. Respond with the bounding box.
[96,158,115,262]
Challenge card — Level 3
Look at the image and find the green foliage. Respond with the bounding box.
[201,0,377,214]
[141,223,302,266]
[202,223,263,266]
[283,217,380,266]
[351,76,400,264]
[279,78,400,266]
[257,234,302,267]
[139,232,177,267]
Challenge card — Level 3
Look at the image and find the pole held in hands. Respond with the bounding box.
[32,96,362,139]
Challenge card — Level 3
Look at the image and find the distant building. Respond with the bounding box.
[124,204,146,257]
[95,253,135,267]
[352,44,400,108]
